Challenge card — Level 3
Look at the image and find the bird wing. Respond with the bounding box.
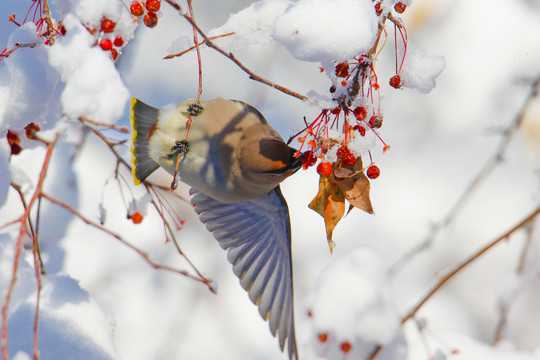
[191,186,298,360]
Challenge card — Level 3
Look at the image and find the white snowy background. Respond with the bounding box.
[1,0,540,360]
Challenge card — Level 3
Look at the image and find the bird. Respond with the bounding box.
[130,97,303,360]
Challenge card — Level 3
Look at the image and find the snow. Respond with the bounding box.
[1,0,540,360]
[400,40,445,93]
[0,24,59,134]
[273,0,379,64]
[48,14,129,124]
[307,247,402,349]
[208,0,292,49]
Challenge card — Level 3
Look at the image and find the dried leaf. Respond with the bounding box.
[332,157,374,214]
[309,175,345,253]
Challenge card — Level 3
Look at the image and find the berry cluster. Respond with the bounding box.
[130,1,161,28]
[92,18,124,60]
[296,58,389,181]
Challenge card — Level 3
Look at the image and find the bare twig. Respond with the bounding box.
[491,220,535,345]
[1,134,59,360]
[163,0,307,101]
[0,42,37,58]
[163,32,235,60]
[390,76,540,275]
[401,206,540,324]
[78,118,212,289]
[79,116,130,133]
[40,193,215,292]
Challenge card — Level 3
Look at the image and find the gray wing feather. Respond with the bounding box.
[191,187,298,360]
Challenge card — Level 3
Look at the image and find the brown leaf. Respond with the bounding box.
[309,175,345,253]
[332,157,374,214]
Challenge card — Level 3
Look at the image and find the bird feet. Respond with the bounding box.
[187,103,204,116]
[168,140,190,159]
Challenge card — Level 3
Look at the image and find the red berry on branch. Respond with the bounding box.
[6,130,20,146]
[335,61,349,78]
[367,165,380,179]
[340,341,352,353]
[353,124,366,136]
[318,333,328,343]
[389,74,402,89]
[130,1,145,16]
[375,2,383,16]
[330,107,341,115]
[336,145,351,160]
[369,115,383,129]
[301,151,317,169]
[353,106,367,120]
[317,162,333,177]
[143,11,158,28]
[99,39,113,51]
[394,2,407,13]
[113,36,124,47]
[24,123,40,139]
[101,18,116,33]
[343,153,357,166]
[111,48,119,60]
[146,0,161,12]
[131,212,143,224]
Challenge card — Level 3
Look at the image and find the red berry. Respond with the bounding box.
[99,39,113,51]
[353,106,367,120]
[111,48,119,60]
[340,341,352,353]
[336,145,351,160]
[342,153,357,166]
[353,124,366,136]
[301,151,317,169]
[389,74,402,89]
[335,61,349,78]
[143,11,158,28]
[367,165,380,179]
[318,333,328,343]
[59,25,66,36]
[369,115,383,129]
[317,162,333,177]
[10,143,22,155]
[130,1,145,16]
[101,18,116,33]
[6,130,20,145]
[24,123,40,139]
[146,0,161,12]
[375,2,383,16]
[330,107,341,115]
[113,36,124,47]
[131,212,143,224]
[394,2,407,13]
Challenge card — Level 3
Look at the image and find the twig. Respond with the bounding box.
[78,118,212,289]
[79,116,130,133]
[40,193,215,292]
[1,134,59,360]
[491,220,535,345]
[163,0,308,101]
[401,206,540,325]
[0,42,37,58]
[163,32,235,59]
[390,76,540,275]
[171,0,203,190]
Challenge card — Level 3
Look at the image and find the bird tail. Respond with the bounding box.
[130,98,160,185]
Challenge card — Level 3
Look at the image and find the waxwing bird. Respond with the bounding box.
[130,97,303,360]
